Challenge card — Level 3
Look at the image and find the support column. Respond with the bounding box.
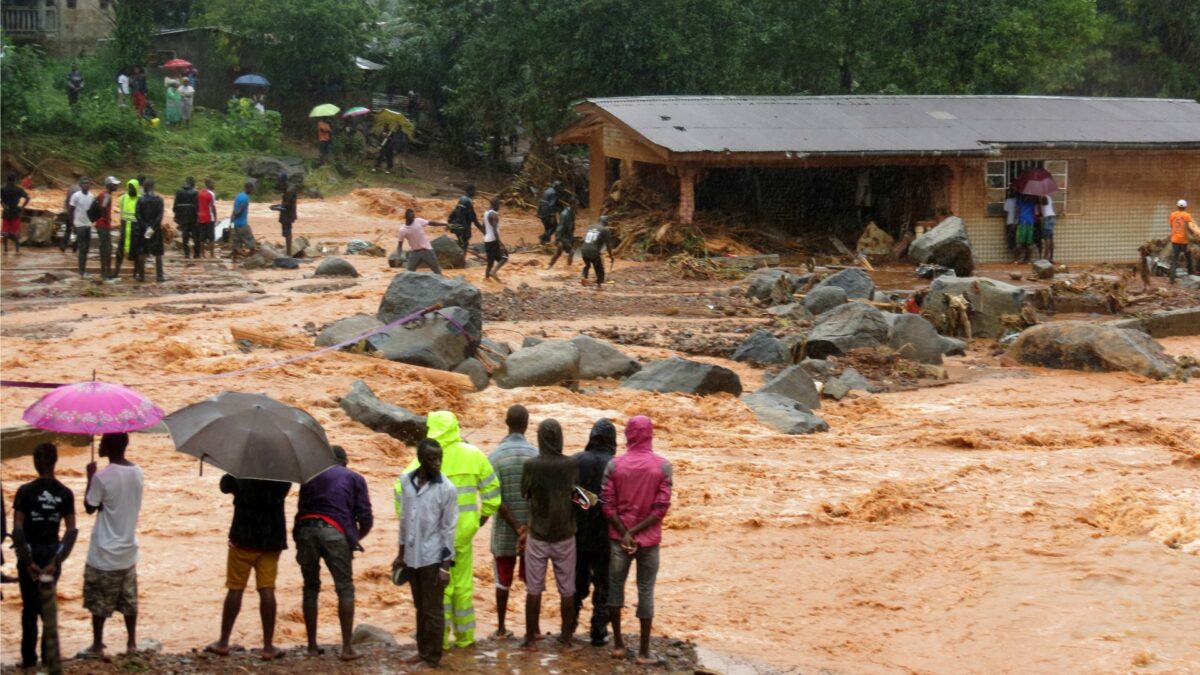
[588,133,607,221]
[677,167,696,223]
[619,158,636,186]
[946,162,961,217]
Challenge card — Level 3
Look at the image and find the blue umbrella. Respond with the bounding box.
[234,74,270,87]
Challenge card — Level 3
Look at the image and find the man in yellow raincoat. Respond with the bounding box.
[115,178,139,279]
[396,411,500,649]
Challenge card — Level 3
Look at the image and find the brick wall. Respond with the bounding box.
[956,150,1200,264]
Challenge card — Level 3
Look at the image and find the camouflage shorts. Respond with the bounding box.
[83,564,138,618]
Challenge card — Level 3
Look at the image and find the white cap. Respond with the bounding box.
[105,176,120,186]
[1179,199,1188,208]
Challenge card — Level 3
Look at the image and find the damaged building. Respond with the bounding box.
[553,95,1200,263]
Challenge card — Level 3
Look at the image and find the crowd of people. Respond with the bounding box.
[8,408,673,670]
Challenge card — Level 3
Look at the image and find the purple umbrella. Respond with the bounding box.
[23,381,164,459]
[1014,168,1058,197]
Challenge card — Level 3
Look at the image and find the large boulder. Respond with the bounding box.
[923,276,1025,339]
[888,313,963,365]
[493,340,581,388]
[622,357,742,396]
[570,335,641,379]
[746,269,803,302]
[375,306,476,371]
[857,222,895,256]
[743,393,828,435]
[805,302,891,359]
[378,273,483,337]
[1009,321,1178,380]
[314,257,359,278]
[812,268,875,301]
[756,365,820,410]
[240,156,306,185]
[338,380,426,445]
[316,314,384,349]
[1108,307,1200,339]
[803,286,848,315]
[731,330,787,365]
[908,216,975,276]
[431,235,467,270]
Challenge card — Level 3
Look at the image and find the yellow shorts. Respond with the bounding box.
[226,545,281,590]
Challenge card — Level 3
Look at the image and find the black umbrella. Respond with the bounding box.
[163,392,337,483]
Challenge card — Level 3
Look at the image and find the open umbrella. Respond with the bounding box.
[309,103,341,118]
[372,108,415,139]
[22,380,164,459]
[162,58,192,70]
[1014,168,1058,197]
[342,106,371,118]
[163,392,337,483]
[234,73,270,88]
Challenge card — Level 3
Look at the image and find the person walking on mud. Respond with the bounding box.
[134,178,166,283]
[519,418,582,653]
[603,415,672,666]
[276,174,298,257]
[537,181,562,245]
[488,405,537,639]
[94,177,120,280]
[114,178,140,279]
[173,177,199,259]
[230,181,256,267]
[1168,199,1199,284]
[573,418,616,646]
[547,199,577,269]
[447,184,483,251]
[67,176,96,278]
[294,445,373,662]
[205,474,290,661]
[483,197,509,282]
[396,208,445,274]
[393,439,457,669]
[2,172,31,255]
[580,216,615,291]
[197,178,217,259]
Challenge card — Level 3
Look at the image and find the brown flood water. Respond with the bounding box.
[2,190,1198,673]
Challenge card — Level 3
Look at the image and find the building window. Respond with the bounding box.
[67,0,77,8]
[986,159,1068,216]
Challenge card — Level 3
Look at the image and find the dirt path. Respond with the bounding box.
[2,191,1198,673]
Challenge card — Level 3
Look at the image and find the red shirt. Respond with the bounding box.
[94,192,114,229]
[197,188,216,224]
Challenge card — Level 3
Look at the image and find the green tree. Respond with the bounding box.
[111,0,156,68]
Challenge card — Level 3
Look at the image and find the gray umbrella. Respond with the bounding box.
[163,392,337,483]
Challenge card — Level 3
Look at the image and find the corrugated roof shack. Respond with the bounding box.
[554,96,1200,263]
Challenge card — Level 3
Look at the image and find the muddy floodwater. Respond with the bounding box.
[2,191,1198,673]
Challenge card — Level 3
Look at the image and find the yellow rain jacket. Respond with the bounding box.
[118,178,140,255]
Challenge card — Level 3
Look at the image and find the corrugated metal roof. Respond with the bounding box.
[576,96,1200,156]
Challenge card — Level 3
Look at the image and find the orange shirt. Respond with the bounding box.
[317,121,331,142]
[1169,210,1195,244]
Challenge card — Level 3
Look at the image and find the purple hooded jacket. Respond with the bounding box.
[601,416,673,548]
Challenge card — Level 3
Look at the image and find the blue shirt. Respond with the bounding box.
[1018,199,1036,226]
[232,192,249,227]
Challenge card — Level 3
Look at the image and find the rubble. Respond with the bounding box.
[756,365,821,410]
[1009,321,1178,380]
[338,380,426,445]
[923,276,1025,339]
[745,269,806,302]
[812,267,875,300]
[622,357,742,396]
[805,302,892,359]
[731,330,788,365]
[856,222,895,256]
[907,216,976,276]
[743,393,829,435]
[314,257,359,278]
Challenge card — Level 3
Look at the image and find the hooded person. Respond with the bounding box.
[396,411,499,650]
[572,418,616,645]
[115,178,140,279]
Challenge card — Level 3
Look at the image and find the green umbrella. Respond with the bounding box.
[309,103,340,118]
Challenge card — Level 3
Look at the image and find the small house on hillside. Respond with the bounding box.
[1,0,112,56]
[553,96,1200,263]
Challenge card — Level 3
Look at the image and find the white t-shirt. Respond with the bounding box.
[483,209,498,242]
[1002,197,1018,225]
[179,84,194,102]
[1041,199,1056,218]
[69,190,95,228]
[85,463,145,571]
[118,74,130,95]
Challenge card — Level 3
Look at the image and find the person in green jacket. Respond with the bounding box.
[114,178,140,279]
[395,411,500,650]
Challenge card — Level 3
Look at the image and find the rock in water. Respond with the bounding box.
[452,358,491,390]
[812,267,875,300]
[908,216,976,276]
[316,314,384,349]
[821,377,851,400]
[888,313,962,365]
[837,367,876,393]
[570,335,641,379]
[805,303,891,359]
[314,257,359,277]
[375,306,476,371]
[731,330,787,364]
[743,393,829,435]
[345,239,387,256]
[923,276,1025,339]
[378,273,483,337]
[621,357,742,396]
[1009,321,1178,379]
[756,365,821,410]
[803,286,848,315]
[1031,259,1054,279]
[857,222,895,256]
[351,623,399,647]
[493,341,581,388]
[339,380,427,445]
[431,235,467,269]
[746,269,803,302]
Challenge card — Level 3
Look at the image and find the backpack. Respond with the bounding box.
[87,196,103,222]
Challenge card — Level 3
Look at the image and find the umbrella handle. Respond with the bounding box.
[198,453,209,477]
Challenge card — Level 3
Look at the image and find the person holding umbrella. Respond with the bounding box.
[315,113,334,165]
[374,126,398,174]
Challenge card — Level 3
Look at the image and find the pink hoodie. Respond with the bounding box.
[601,415,673,548]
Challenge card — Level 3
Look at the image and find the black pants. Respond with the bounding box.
[75,225,91,276]
[452,227,471,251]
[1169,243,1194,281]
[485,240,507,276]
[410,564,446,666]
[375,148,394,171]
[179,219,199,257]
[19,544,59,668]
[573,548,610,644]
[582,254,605,284]
[97,227,114,274]
[539,215,556,243]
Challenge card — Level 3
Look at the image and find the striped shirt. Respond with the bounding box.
[488,433,537,556]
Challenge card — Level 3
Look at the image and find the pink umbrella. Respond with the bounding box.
[1014,168,1058,197]
[23,381,164,459]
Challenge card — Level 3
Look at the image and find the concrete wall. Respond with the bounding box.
[48,0,112,58]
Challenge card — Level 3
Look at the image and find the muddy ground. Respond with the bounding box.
[1,190,1198,674]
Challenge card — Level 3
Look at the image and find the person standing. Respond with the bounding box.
[487,405,538,639]
[393,439,457,668]
[1040,196,1057,263]
[95,177,120,280]
[62,178,82,253]
[1002,186,1018,253]
[1168,199,1198,283]
[81,433,144,659]
[518,419,581,652]
[197,178,217,258]
[396,208,445,275]
[603,416,672,666]
[173,177,199,258]
[373,126,397,174]
[205,475,290,661]
[12,443,78,671]
[482,198,508,282]
[573,418,616,646]
[277,174,297,257]
[547,199,577,269]
[179,77,195,126]
[132,67,147,116]
[134,178,165,283]
[66,64,84,109]
[116,68,130,108]
[294,445,373,662]
[317,119,333,165]
[447,185,483,251]
[68,177,95,278]
[164,83,182,126]
[230,180,256,267]
[537,181,562,244]
[115,178,140,278]
[397,411,500,650]
[580,216,615,291]
[2,172,31,255]
[1014,195,1037,264]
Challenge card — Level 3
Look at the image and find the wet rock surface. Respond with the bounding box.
[1009,321,1179,379]
[338,380,427,445]
[622,357,743,396]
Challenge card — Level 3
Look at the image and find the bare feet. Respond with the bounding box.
[489,629,513,639]
[635,652,660,666]
[518,640,538,652]
[260,647,284,661]
[305,646,325,657]
[611,647,629,658]
[204,642,232,656]
[77,644,110,661]
[558,639,584,653]
[340,648,360,662]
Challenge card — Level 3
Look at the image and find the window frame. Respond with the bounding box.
[985,159,1068,217]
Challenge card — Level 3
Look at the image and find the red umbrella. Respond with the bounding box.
[162,58,193,70]
[1014,168,1058,197]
